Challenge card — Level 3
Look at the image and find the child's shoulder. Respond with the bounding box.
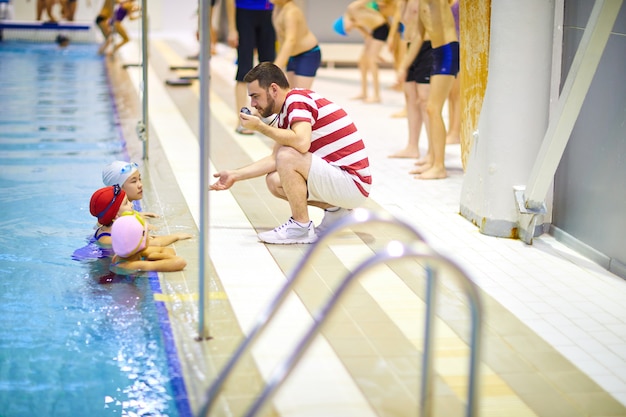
[94,226,112,245]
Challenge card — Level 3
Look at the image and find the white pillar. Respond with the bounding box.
[459,0,555,238]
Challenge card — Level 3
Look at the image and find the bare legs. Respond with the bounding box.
[235,82,249,115]
[97,20,112,55]
[235,82,254,134]
[99,21,129,56]
[390,81,430,159]
[63,0,77,21]
[355,51,368,100]
[354,37,385,103]
[413,73,455,179]
[288,73,315,90]
[265,147,313,224]
[110,22,129,55]
[36,0,44,20]
[37,0,57,22]
[446,73,461,144]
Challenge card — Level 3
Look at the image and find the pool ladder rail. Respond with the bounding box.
[199,208,484,417]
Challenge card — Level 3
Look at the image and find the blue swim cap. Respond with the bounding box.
[333,16,347,36]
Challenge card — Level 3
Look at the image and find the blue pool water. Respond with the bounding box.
[0,41,189,416]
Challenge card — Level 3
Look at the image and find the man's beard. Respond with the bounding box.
[259,96,275,118]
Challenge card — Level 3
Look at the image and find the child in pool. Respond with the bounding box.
[90,184,134,248]
[55,34,70,48]
[102,160,158,218]
[90,185,193,248]
[110,212,188,274]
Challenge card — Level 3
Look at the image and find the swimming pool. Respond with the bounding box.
[0,41,190,416]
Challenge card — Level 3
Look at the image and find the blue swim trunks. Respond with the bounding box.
[286,45,322,77]
[431,41,460,77]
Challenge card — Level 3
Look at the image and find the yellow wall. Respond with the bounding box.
[460,0,490,170]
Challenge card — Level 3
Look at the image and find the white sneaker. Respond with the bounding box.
[258,217,317,244]
[316,208,352,237]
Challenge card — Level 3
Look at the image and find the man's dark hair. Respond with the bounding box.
[243,62,290,89]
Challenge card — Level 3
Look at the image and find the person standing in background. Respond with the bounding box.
[378,0,405,93]
[225,0,276,135]
[334,0,390,104]
[398,0,459,179]
[34,0,58,22]
[389,0,433,160]
[191,0,218,59]
[270,0,321,89]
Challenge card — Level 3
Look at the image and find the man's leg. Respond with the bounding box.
[266,147,312,224]
[259,148,316,244]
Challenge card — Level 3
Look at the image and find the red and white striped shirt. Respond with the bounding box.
[278,89,372,197]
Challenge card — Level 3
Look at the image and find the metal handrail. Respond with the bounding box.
[199,208,483,417]
[140,0,148,160]
[197,0,213,341]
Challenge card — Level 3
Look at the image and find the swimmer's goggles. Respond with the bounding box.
[120,210,145,226]
[96,184,121,218]
[120,162,139,174]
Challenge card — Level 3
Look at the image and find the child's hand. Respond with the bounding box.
[148,233,193,247]
[173,233,193,241]
[142,212,160,218]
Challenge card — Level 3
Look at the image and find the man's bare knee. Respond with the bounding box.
[275,146,301,168]
[265,172,284,199]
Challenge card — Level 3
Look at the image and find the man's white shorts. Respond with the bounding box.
[307,154,367,209]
